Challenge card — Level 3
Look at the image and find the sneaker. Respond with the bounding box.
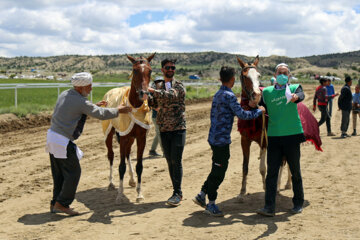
[205,203,224,217]
[351,131,357,136]
[192,194,206,208]
[167,193,182,207]
[149,150,161,157]
[256,207,275,217]
[341,133,347,138]
[327,132,336,136]
[290,206,303,214]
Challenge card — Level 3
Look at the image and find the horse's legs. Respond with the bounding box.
[277,157,287,192]
[237,136,251,202]
[105,127,116,190]
[126,138,136,188]
[116,137,130,204]
[135,133,146,202]
[285,163,292,190]
[259,147,267,191]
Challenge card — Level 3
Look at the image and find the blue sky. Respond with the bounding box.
[0,0,359,58]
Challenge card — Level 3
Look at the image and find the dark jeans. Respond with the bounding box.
[160,129,186,196]
[341,110,351,133]
[318,105,331,133]
[327,99,333,117]
[265,137,304,211]
[50,141,81,207]
[201,144,230,201]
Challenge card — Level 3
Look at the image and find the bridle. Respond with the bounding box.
[240,65,257,101]
[129,58,152,98]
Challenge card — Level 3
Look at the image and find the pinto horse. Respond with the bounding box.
[236,56,292,201]
[101,53,155,203]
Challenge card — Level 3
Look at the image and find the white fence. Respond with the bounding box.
[0,82,229,108]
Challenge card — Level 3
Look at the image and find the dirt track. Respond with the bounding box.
[0,85,359,239]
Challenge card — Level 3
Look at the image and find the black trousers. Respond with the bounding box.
[160,130,186,196]
[50,141,81,207]
[318,105,331,133]
[341,110,351,133]
[201,144,230,201]
[265,136,304,211]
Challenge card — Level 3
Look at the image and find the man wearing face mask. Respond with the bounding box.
[46,72,132,215]
[256,63,306,217]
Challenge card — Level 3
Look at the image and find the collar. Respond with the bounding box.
[220,85,232,91]
[274,83,288,90]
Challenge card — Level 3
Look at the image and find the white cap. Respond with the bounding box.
[155,76,164,81]
[71,72,93,86]
[275,63,290,72]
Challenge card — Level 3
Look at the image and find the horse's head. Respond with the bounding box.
[127,53,156,104]
[237,55,261,106]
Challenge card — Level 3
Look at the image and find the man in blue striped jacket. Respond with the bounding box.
[193,66,265,216]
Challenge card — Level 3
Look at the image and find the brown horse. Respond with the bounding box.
[101,53,155,203]
[236,56,293,201]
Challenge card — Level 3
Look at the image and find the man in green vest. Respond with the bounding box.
[256,63,306,217]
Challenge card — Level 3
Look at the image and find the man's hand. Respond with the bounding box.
[258,106,266,113]
[334,93,339,97]
[96,100,107,107]
[118,105,132,113]
[147,87,155,93]
[290,93,299,102]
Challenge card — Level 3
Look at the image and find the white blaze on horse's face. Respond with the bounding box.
[248,68,261,94]
[140,63,145,73]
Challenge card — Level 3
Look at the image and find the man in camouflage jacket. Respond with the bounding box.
[147,58,186,207]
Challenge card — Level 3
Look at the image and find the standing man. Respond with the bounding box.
[313,77,338,136]
[46,72,132,215]
[351,84,360,136]
[257,63,306,217]
[338,76,353,138]
[326,78,336,117]
[148,76,165,157]
[147,59,186,207]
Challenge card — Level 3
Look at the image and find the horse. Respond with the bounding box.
[101,53,155,203]
[236,56,292,201]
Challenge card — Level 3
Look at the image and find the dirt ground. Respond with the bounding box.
[0,84,359,240]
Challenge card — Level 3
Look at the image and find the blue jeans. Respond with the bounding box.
[264,136,304,211]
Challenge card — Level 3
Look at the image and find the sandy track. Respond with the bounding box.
[0,84,359,239]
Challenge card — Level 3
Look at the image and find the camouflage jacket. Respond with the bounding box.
[149,79,186,132]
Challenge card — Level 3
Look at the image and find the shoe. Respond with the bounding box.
[290,206,303,214]
[192,194,206,208]
[256,207,275,217]
[167,193,182,207]
[205,203,224,217]
[341,133,347,138]
[53,202,79,216]
[149,150,161,157]
[327,132,336,136]
[351,131,357,136]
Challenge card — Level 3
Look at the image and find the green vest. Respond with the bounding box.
[263,84,304,136]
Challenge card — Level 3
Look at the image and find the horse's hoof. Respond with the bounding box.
[136,196,144,203]
[129,179,136,187]
[236,195,245,203]
[116,195,129,205]
[108,183,116,191]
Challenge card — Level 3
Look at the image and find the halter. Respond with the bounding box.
[240,65,257,101]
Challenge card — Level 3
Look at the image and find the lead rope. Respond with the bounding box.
[259,112,268,157]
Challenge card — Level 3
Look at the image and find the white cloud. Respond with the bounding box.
[0,0,359,57]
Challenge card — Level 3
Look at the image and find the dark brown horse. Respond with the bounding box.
[102,53,155,203]
[236,56,291,201]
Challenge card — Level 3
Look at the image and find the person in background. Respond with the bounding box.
[149,76,165,157]
[46,72,132,216]
[257,63,306,217]
[313,77,338,136]
[351,84,360,136]
[146,59,186,207]
[326,78,336,117]
[193,66,265,217]
[338,76,353,138]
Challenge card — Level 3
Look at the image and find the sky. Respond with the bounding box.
[0,0,359,58]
